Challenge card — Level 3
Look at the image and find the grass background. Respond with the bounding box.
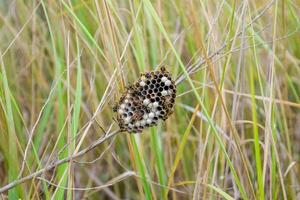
[0,0,300,199]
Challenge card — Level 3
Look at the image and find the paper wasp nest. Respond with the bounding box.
[113,67,176,133]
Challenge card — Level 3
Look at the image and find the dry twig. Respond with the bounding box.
[0,130,121,194]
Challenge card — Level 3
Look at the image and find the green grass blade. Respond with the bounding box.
[0,62,22,199]
[150,127,166,199]
[130,134,152,200]
[40,1,67,198]
[249,62,264,199]
[67,35,82,199]
[61,0,108,62]
[165,105,199,198]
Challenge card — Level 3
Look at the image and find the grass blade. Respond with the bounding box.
[150,127,166,199]
[0,58,22,199]
[130,134,152,200]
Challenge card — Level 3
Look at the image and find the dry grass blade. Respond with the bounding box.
[0,0,299,199]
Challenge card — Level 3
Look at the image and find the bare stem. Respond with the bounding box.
[0,130,121,194]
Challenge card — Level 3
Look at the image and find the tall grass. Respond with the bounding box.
[0,0,300,199]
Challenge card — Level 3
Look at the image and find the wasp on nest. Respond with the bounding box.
[113,67,176,133]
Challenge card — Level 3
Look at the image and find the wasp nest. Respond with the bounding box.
[113,67,176,133]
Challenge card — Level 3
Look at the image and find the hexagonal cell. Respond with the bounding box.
[161,90,168,96]
[150,93,156,98]
[165,80,172,86]
[139,81,146,87]
[142,90,147,96]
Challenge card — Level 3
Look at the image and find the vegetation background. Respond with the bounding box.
[0,0,299,199]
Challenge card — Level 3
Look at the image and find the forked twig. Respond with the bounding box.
[0,130,121,194]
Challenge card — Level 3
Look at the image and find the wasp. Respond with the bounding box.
[112,101,120,112]
[112,105,118,112]
[131,110,144,122]
[132,100,142,107]
[145,72,152,79]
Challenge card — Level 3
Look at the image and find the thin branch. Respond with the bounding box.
[36,171,134,191]
[0,129,121,194]
[175,0,275,85]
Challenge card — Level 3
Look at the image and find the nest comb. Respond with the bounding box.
[113,67,176,133]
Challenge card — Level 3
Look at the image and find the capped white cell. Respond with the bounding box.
[128,123,134,128]
[161,76,168,82]
[143,99,150,106]
[118,109,124,115]
[152,102,159,108]
[146,119,152,124]
[148,112,155,118]
[155,111,160,116]
[148,103,153,108]
[168,90,173,95]
[165,80,171,86]
[143,114,148,119]
[135,121,140,127]
[124,99,129,104]
[120,104,126,109]
[140,120,146,126]
[124,117,131,124]
[139,81,146,87]
[161,90,168,96]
